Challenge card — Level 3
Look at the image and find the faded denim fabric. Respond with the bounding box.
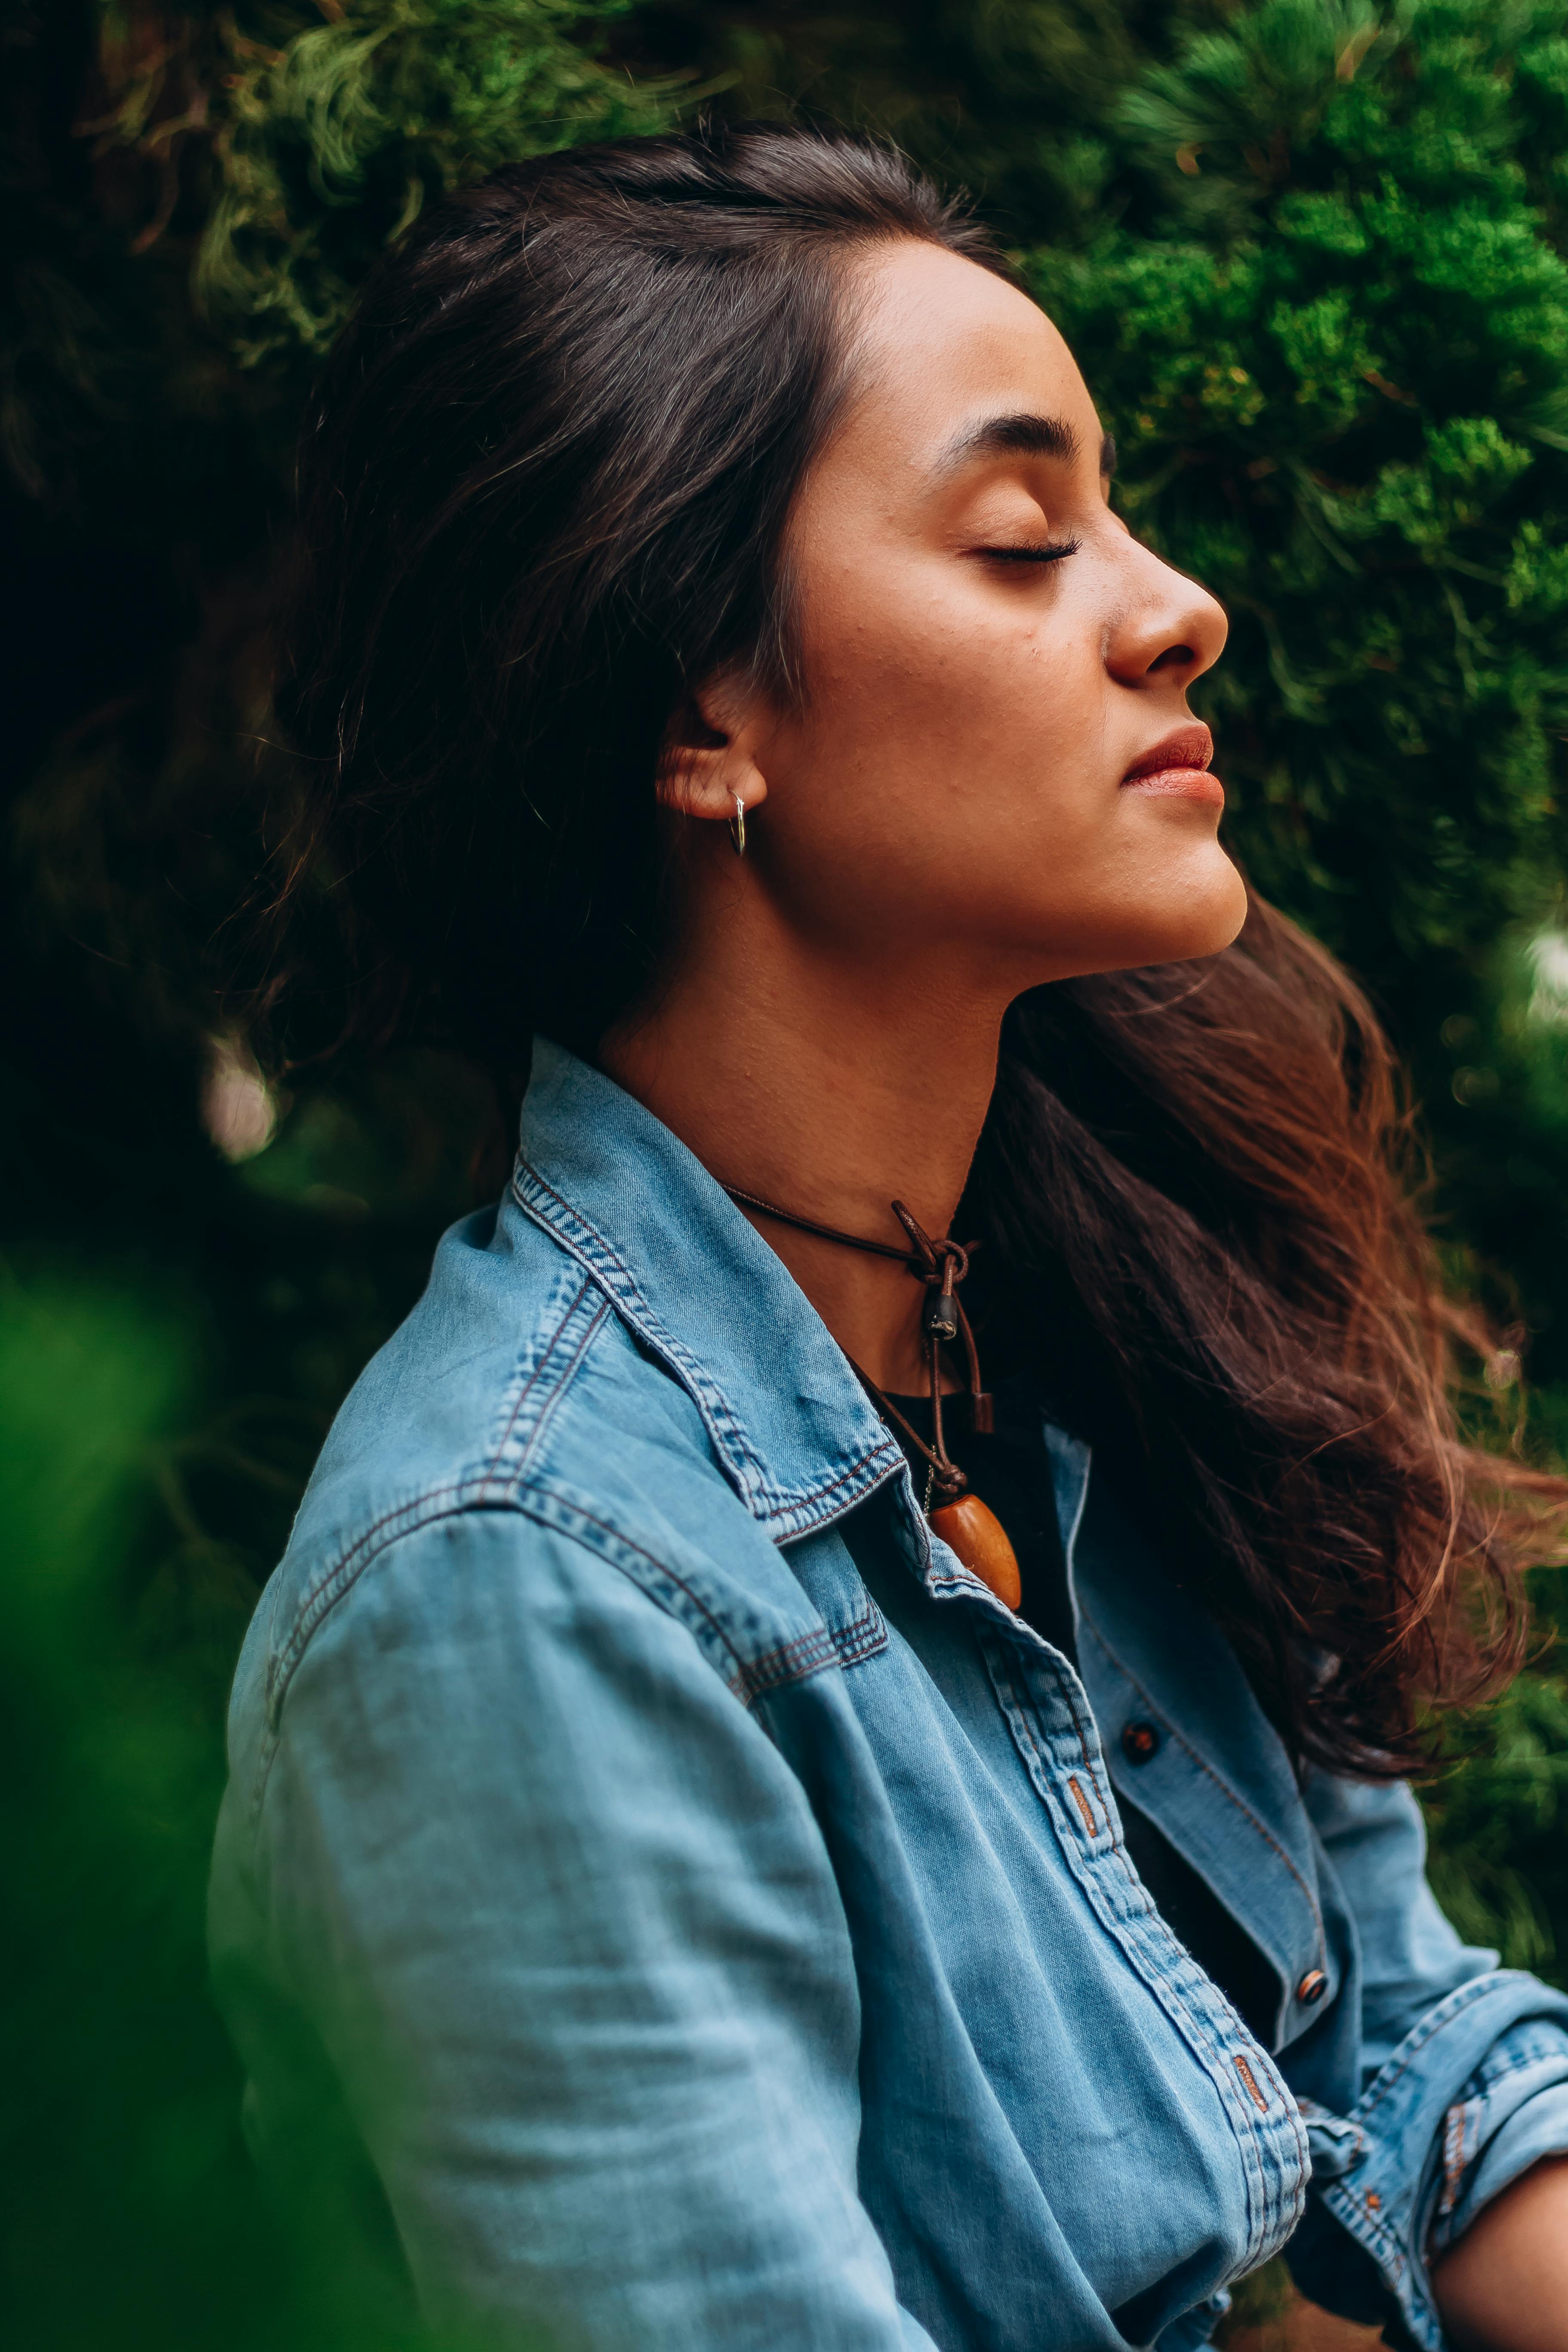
[210,1039,1568,2352]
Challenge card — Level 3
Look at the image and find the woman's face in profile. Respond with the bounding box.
[736,239,1247,989]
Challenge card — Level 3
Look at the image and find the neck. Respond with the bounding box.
[601,912,1007,1393]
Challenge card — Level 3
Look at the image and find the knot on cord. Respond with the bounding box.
[717,1177,995,1453]
[889,1201,971,1347]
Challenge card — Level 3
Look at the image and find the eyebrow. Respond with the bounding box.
[936,412,1118,478]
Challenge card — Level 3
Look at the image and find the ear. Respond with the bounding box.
[656,674,769,834]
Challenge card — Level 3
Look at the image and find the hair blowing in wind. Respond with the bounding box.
[257,120,1568,1779]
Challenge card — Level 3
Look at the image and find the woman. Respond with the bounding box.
[211,125,1568,2351]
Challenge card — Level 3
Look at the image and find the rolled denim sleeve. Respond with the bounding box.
[1286,1773,1568,2350]
[1427,2024,1568,2254]
[211,1509,937,2352]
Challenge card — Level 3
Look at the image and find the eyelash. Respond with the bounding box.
[983,536,1081,565]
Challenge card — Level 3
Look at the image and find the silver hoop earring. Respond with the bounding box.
[727,793,747,858]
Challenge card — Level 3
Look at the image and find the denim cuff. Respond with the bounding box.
[1292,1971,1568,2352]
[1426,2026,1568,2254]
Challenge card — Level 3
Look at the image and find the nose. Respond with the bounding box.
[1104,537,1228,692]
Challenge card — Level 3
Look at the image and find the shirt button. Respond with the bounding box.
[1121,1720,1161,1765]
[1297,1969,1328,2004]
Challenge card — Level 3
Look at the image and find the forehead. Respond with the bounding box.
[838,239,1099,468]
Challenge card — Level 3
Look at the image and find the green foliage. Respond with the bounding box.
[0,1193,497,2349]
[1422,1640,1568,1968]
[1030,0,1568,995]
[607,0,1172,233]
[0,1274,257,2349]
[199,0,670,370]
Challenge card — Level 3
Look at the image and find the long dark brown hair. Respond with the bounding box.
[260,119,1566,1777]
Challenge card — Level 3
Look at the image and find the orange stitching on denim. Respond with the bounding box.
[1440,2098,1472,2215]
[1234,2056,1268,2113]
[1067,1776,1098,1837]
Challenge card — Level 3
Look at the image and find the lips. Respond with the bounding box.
[1120,723,1222,803]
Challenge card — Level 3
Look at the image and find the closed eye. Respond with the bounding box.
[980,536,1081,565]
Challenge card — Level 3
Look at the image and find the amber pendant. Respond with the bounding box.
[929,1491,1022,1611]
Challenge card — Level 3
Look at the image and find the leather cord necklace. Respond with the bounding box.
[723,1185,1023,1610]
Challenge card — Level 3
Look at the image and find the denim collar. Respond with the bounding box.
[511,1046,1329,2031]
[510,1036,909,1544]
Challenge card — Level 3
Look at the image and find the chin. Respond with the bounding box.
[1064,861,1248,976]
[1152,851,1248,960]
[1169,888,1249,963]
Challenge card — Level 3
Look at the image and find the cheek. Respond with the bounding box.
[787,577,1108,821]
[763,567,1240,974]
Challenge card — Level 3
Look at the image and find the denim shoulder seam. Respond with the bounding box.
[505,1479,887,1704]
[250,1486,487,1828]
[248,1480,882,1833]
[264,1265,611,1730]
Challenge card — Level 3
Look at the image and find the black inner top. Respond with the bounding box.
[882,1372,1280,2045]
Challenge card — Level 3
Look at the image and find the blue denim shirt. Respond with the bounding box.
[211,1039,1568,2352]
